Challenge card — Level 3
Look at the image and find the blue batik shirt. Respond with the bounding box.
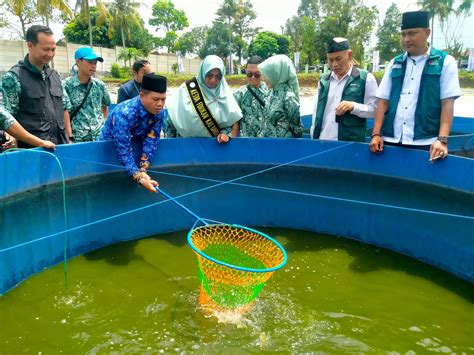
[99,96,166,177]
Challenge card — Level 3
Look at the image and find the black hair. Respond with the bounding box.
[26,25,54,45]
[132,59,151,73]
[247,56,264,65]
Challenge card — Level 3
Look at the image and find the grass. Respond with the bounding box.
[101,70,474,88]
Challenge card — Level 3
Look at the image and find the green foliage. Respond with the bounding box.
[247,31,289,59]
[118,47,142,67]
[199,22,231,59]
[216,0,258,64]
[110,17,154,56]
[110,63,129,78]
[63,5,154,54]
[458,70,474,88]
[376,3,403,62]
[0,0,41,38]
[347,4,378,63]
[297,0,319,20]
[285,16,303,53]
[63,6,112,47]
[417,0,472,45]
[300,16,318,65]
[175,26,209,56]
[149,0,189,52]
[107,0,141,48]
[171,63,178,74]
[302,0,378,65]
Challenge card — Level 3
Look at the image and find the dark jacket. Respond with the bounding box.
[9,56,67,146]
[117,80,141,104]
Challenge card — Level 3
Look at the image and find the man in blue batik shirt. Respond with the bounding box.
[100,73,167,193]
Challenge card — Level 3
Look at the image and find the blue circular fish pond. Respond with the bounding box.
[1,139,473,352]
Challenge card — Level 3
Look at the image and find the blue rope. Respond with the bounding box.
[3,141,473,256]
[157,188,208,226]
[1,145,351,252]
[2,148,69,288]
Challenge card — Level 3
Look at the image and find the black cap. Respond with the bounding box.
[142,73,167,93]
[401,11,430,30]
[327,37,350,53]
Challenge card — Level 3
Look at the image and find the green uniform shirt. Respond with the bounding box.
[63,75,111,142]
[233,82,268,137]
[260,85,302,138]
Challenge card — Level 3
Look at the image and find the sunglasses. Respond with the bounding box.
[246,71,261,78]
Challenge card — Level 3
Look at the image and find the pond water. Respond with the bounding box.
[1,228,473,353]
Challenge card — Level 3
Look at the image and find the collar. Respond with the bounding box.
[403,47,431,63]
[23,55,48,75]
[330,65,353,81]
[70,74,92,87]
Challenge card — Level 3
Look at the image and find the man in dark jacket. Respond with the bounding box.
[1,25,71,148]
[117,59,153,104]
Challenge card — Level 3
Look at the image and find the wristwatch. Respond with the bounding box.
[437,136,448,145]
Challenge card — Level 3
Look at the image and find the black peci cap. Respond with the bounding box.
[142,73,167,93]
[327,37,350,53]
[401,11,430,30]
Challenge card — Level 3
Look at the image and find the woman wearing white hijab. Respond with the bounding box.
[258,54,302,138]
[166,55,242,143]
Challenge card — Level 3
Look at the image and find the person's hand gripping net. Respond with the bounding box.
[133,171,159,193]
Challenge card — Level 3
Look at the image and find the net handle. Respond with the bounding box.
[157,187,208,226]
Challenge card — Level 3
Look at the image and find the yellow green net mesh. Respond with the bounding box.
[188,224,287,311]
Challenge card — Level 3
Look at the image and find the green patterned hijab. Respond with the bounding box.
[258,55,300,102]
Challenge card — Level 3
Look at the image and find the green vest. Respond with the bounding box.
[313,67,368,142]
[382,48,447,140]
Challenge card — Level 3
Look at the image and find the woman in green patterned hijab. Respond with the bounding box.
[258,55,302,138]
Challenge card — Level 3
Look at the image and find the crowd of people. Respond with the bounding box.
[0,10,461,192]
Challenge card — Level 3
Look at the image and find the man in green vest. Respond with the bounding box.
[370,11,461,162]
[311,37,378,142]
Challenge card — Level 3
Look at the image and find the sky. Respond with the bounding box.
[2,0,473,49]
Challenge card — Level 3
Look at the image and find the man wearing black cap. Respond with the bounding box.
[99,73,167,193]
[311,37,378,142]
[370,11,461,161]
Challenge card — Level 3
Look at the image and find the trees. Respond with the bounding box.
[216,0,258,65]
[247,31,289,59]
[175,26,209,56]
[107,0,141,49]
[63,6,112,47]
[376,3,403,62]
[347,4,378,63]
[70,0,108,47]
[417,0,453,45]
[417,0,472,55]
[0,0,42,38]
[63,5,153,56]
[198,22,231,59]
[311,0,377,64]
[36,0,73,27]
[149,0,189,52]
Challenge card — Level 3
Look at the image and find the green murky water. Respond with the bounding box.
[1,228,473,353]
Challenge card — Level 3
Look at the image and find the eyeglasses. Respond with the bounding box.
[205,73,222,80]
[246,71,261,78]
